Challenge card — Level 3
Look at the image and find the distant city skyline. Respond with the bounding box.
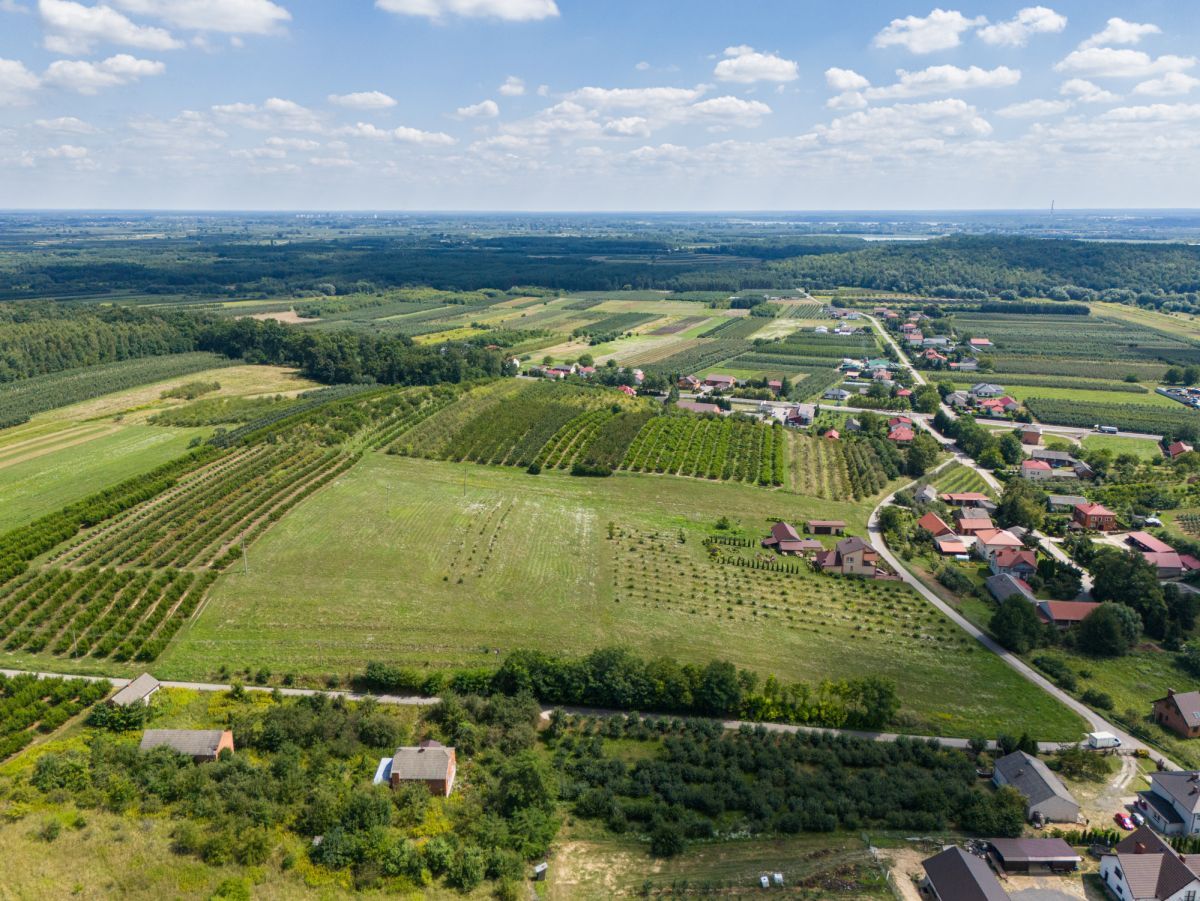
[0,1,1197,210]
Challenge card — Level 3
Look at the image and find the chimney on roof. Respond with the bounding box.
[1135,842,1147,854]
[1170,689,1177,697]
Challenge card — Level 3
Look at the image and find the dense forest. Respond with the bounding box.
[2,233,1199,304]
[0,303,509,388]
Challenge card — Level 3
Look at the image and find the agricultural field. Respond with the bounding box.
[0,672,109,760]
[1080,434,1164,460]
[930,462,994,498]
[1093,302,1200,343]
[955,312,1200,364]
[787,433,893,500]
[161,454,1082,740]
[1004,383,1177,408]
[1023,397,1200,437]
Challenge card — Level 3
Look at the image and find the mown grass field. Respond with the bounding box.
[161,455,1082,739]
[0,424,204,532]
[1080,434,1164,460]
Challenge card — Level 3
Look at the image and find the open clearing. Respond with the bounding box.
[1080,434,1163,460]
[161,454,1082,739]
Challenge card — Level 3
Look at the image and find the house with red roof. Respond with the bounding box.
[704,374,737,390]
[887,425,915,445]
[1073,502,1116,531]
[975,528,1026,561]
[1168,440,1195,459]
[956,511,994,535]
[889,415,913,426]
[969,337,993,348]
[935,535,970,556]
[616,385,637,397]
[824,429,840,440]
[922,348,948,363]
[1037,600,1100,629]
[767,379,783,394]
[916,512,954,538]
[1021,459,1054,481]
[990,547,1038,578]
[895,388,913,398]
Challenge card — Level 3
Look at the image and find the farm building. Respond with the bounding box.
[941,491,991,508]
[1128,531,1174,554]
[969,337,993,348]
[139,729,234,763]
[824,429,840,440]
[704,374,737,389]
[676,400,723,415]
[992,751,1080,824]
[1030,448,1077,467]
[767,380,783,394]
[1020,425,1042,446]
[921,846,1010,901]
[806,520,845,535]
[1137,772,1200,836]
[762,522,821,554]
[956,512,994,535]
[989,838,1079,875]
[1036,600,1099,630]
[1168,441,1195,459]
[950,358,979,372]
[1099,827,1200,900]
[1073,502,1116,531]
[916,512,954,537]
[987,573,1036,604]
[109,673,160,707]
[1152,689,1200,739]
[1047,494,1088,513]
[677,375,701,390]
[935,535,970,556]
[1146,552,1186,579]
[389,740,457,797]
[914,484,938,504]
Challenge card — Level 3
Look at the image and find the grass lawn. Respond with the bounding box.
[1006,383,1179,409]
[1081,434,1164,460]
[160,455,1083,740]
[0,424,205,532]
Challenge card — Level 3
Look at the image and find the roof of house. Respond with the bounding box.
[767,522,802,544]
[109,673,160,706]
[1022,460,1052,471]
[942,491,990,502]
[1037,600,1100,624]
[1128,531,1174,554]
[139,729,229,757]
[935,537,969,555]
[1169,441,1195,457]
[706,374,736,384]
[1048,494,1088,507]
[917,512,953,536]
[1031,448,1076,463]
[825,429,840,439]
[889,415,913,425]
[676,400,722,415]
[1153,691,1200,730]
[1075,501,1115,517]
[1183,554,1200,572]
[986,573,1035,602]
[836,535,875,556]
[807,520,846,528]
[391,742,455,781]
[1110,827,1200,899]
[993,751,1078,811]
[921,846,1010,901]
[957,511,994,527]
[989,838,1079,865]
[976,529,1024,548]
[993,548,1036,569]
[888,426,915,442]
[969,337,993,346]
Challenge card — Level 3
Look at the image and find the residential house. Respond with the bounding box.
[109,673,161,708]
[971,383,1005,398]
[767,379,783,394]
[997,396,1021,413]
[1031,448,1077,468]
[1036,600,1099,629]
[923,336,952,348]
[950,359,980,372]
[905,331,924,345]
[1168,441,1195,459]
[676,400,723,415]
[975,529,1025,561]
[1020,424,1042,446]
[887,425,915,445]
[390,740,457,797]
[1099,826,1200,900]
[956,512,994,535]
[978,398,1008,417]
[1153,690,1200,739]
[923,349,948,364]
[917,512,954,537]
[677,375,701,391]
[989,547,1037,578]
[914,484,938,504]
[1047,494,1088,514]
[1021,459,1054,481]
[987,573,1036,603]
[993,750,1080,824]
[813,325,829,334]
[921,846,1011,901]
[616,385,637,397]
[845,417,863,432]
[823,388,851,401]
[762,522,822,555]
[816,536,880,577]
[704,374,737,390]
[969,337,994,349]
[989,838,1079,875]
[896,387,913,399]
[889,415,913,427]
[935,535,970,556]
[1074,502,1117,531]
[946,390,971,408]
[941,491,992,508]
[139,729,234,763]
[1136,772,1200,836]
[786,403,816,426]
[806,520,846,535]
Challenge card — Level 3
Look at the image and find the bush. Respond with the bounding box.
[649,822,685,858]
[1081,688,1114,710]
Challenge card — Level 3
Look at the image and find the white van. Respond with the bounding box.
[1086,731,1122,750]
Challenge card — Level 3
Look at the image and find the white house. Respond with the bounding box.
[1099,826,1200,900]
[1137,771,1200,836]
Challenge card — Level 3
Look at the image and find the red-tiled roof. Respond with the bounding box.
[1038,600,1100,623]
[917,512,953,536]
[888,426,915,442]
[941,492,990,502]
[993,548,1037,569]
[1127,531,1173,554]
[1022,460,1051,471]
[1075,502,1114,517]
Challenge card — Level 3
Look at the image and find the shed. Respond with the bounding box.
[921,846,1010,901]
[109,673,160,707]
[390,740,457,797]
[806,520,845,535]
[992,751,1080,823]
[989,838,1079,874]
[139,729,233,763]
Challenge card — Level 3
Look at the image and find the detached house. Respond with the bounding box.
[887,425,915,445]
[139,729,234,763]
[987,573,1036,603]
[1036,600,1099,630]
[993,750,1080,824]
[762,522,821,555]
[1137,771,1200,836]
[704,374,737,390]
[971,383,1005,398]
[816,536,880,578]
[389,740,457,797]
[917,512,954,537]
[1021,459,1054,481]
[1168,441,1195,459]
[1153,690,1200,740]
[990,547,1037,579]
[921,846,1010,901]
[975,528,1025,561]
[1074,501,1117,532]
[1099,826,1200,901]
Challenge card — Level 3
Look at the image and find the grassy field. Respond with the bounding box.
[160,455,1082,739]
[1080,434,1164,460]
[931,462,994,497]
[0,423,204,532]
[1005,383,1178,408]
[1094,302,1200,343]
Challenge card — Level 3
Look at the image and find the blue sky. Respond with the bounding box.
[0,0,1197,209]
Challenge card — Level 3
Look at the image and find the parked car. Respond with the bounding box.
[1130,810,1145,827]
[1114,812,1135,830]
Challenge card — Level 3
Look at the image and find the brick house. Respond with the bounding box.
[817,536,880,577]
[989,547,1037,578]
[139,729,234,763]
[390,740,457,797]
[1153,689,1200,739]
[1073,502,1116,531]
[1020,425,1042,446]
[1020,459,1054,481]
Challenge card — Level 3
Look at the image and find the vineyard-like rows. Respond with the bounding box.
[955,314,1200,363]
[0,352,235,429]
[1024,397,1200,439]
[989,356,1169,381]
[621,415,786,485]
[699,318,767,339]
[640,340,751,375]
[789,435,890,500]
[792,369,844,401]
[932,462,993,497]
[732,352,840,371]
[401,380,528,457]
[949,373,1149,394]
[572,312,659,337]
[0,673,110,760]
[761,335,879,358]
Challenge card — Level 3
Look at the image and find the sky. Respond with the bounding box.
[0,0,1198,210]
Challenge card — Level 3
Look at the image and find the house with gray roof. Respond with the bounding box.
[921,846,1010,901]
[1047,494,1088,513]
[971,383,1005,398]
[139,729,233,763]
[109,673,160,707]
[390,740,457,797]
[1137,771,1200,835]
[986,573,1036,604]
[1153,689,1200,739]
[992,750,1080,824]
[1099,826,1200,900]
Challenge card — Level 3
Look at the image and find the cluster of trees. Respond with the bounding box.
[933,407,1028,470]
[851,411,941,476]
[557,718,1027,855]
[0,674,110,759]
[361,647,901,731]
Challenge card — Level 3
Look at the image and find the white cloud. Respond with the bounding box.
[1079,17,1160,50]
[0,0,30,12]
[873,8,986,54]
[815,98,993,143]
[825,67,869,92]
[996,98,1071,118]
[212,97,323,132]
[1133,73,1200,97]
[864,65,1020,100]
[456,98,499,118]
[826,91,867,110]
[1100,103,1200,123]
[498,75,525,96]
[602,116,649,137]
[0,58,40,106]
[1059,78,1119,103]
[634,61,649,72]
[110,0,289,33]
[42,54,165,94]
[265,136,318,150]
[565,85,705,111]
[535,83,548,96]
[231,145,285,159]
[1055,48,1196,79]
[43,142,89,158]
[308,156,355,167]
[688,95,772,125]
[339,121,455,145]
[34,115,97,132]
[977,6,1066,47]
[375,0,558,21]
[328,90,396,109]
[38,0,182,54]
[713,45,798,84]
